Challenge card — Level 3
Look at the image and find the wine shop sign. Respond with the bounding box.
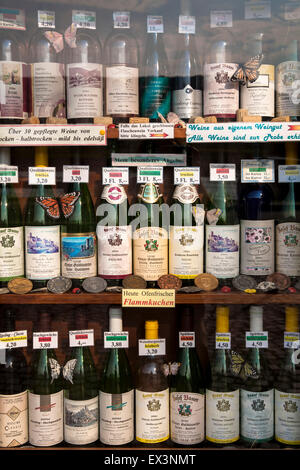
[122,289,175,308]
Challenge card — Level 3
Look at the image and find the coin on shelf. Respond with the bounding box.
[178,286,202,293]
[122,275,147,289]
[266,272,291,291]
[158,274,182,291]
[47,276,72,294]
[194,273,218,291]
[256,281,276,292]
[8,277,33,294]
[82,277,107,293]
[232,275,257,291]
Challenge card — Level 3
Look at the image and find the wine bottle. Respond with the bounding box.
[206,306,240,445]
[24,147,61,288]
[0,310,28,447]
[63,311,99,445]
[99,307,134,445]
[170,307,205,445]
[0,148,24,287]
[104,11,139,122]
[29,312,63,447]
[276,39,300,119]
[240,306,274,444]
[275,306,300,446]
[136,320,169,444]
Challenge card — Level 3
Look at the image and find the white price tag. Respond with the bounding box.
[0,330,27,349]
[284,331,300,349]
[102,167,129,185]
[284,3,300,20]
[139,338,166,356]
[38,10,55,28]
[0,7,25,30]
[210,10,232,28]
[137,166,163,184]
[69,329,94,347]
[63,165,89,183]
[104,332,129,349]
[174,167,200,185]
[241,159,275,183]
[179,15,195,34]
[119,123,174,140]
[113,11,130,28]
[278,165,300,183]
[28,167,56,185]
[216,332,231,349]
[210,164,236,181]
[244,1,271,19]
[246,331,268,348]
[179,332,195,348]
[0,166,18,183]
[72,10,96,29]
[147,15,164,33]
[33,331,58,349]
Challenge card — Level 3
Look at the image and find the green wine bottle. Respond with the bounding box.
[63,311,99,445]
[29,312,63,447]
[99,306,134,445]
[170,306,205,445]
[0,147,24,287]
[24,147,61,288]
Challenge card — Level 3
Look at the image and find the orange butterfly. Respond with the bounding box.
[36,196,60,219]
[231,53,264,86]
[59,192,80,218]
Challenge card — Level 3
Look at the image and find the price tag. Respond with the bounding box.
[241,159,275,183]
[0,166,18,183]
[102,167,129,185]
[210,10,233,28]
[104,332,129,349]
[33,331,58,349]
[0,7,25,30]
[28,167,56,185]
[0,330,27,349]
[216,332,231,349]
[284,3,300,20]
[179,15,195,34]
[38,10,55,28]
[284,331,300,349]
[244,1,271,20]
[278,165,300,183]
[147,15,164,33]
[179,332,195,348]
[113,11,130,28]
[139,338,166,356]
[69,329,94,347]
[72,10,96,29]
[210,164,236,181]
[137,167,163,184]
[246,331,268,348]
[63,165,89,183]
[174,167,200,185]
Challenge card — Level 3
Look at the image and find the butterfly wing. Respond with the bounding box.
[60,191,80,218]
[243,361,259,379]
[231,54,264,85]
[36,197,60,219]
[231,65,247,85]
[230,350,245,376]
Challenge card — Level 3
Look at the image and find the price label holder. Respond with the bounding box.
[122,289,175,308]
[33,331,58,350]
[38,10,55,28]
[284,331,300,349]
[137,167,163,184]
[216,332,231,349]
[139,338,166,356]
[102,167,129,185]
[63,165,89,183]
[210,163,236,181]
[0,330,27,349]
[210,10,233,28]
[246,331,268,348]
[69,329,94,347]
[179,332,195,348]
[278,165,300,183]
[0,166,18,184]
[104,332,129,349]
[174,167,200,185]
[0,7,26,30]
[179,15,196,34]
[72,10,96,29]
[113,11,130,28]
[241,159,275,183]
[147,15,164,33]
[244,1,271,20]
[28,167,56,185]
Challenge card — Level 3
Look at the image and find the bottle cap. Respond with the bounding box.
[285,142,298,165]
[285,306,299,332]
[109,306,123,332]
[216,306,229,333]
[249,305,263,331]
[145,320,159,339]
[0,148,11,166]
[35,147,48,167]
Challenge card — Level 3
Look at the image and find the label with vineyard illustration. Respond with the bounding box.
[133,227,168,281]
[170,392,205,444]
[241,219,274,276]
[276,222,300,276]
[67,63,103,118]
[97,225,132,278]
[61,232,97,279]
[0,61,28,119]
[0,227,24,280]
[205,225,239,278]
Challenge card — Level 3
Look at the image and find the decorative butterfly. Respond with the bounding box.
[35,191,80,219]
[59,192,81,219]
[63,359,77,384]
[44,23,77,53]
[48,358,61,384]
[36,196,60,219]
[230,350,259,379]
[231,53,264,86]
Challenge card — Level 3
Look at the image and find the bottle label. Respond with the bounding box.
[133,227,168,281]
[0,390,28,447]
[206,389,239,443]
[25,226,60,280]
[240,219,274,276]
[169,225,203,279]
[97,225,132,278]
[204,63,239,117]
[140,76,171,119]
[276,61,300,116]
[275,390,300,445]
[106,66,139,115]
[99,390,134,445]
[241,389,274,441]
[172,184,198,204]
[241,64,275,117]
[67,63,103,118]
[100,185,127,204]
[61,232,97,279]
[172,85,202,119]
[0,226,24,280]
[205,224,240,278]
[276,222,300,276]
[28,390,63,446]
[64,396,99,445]
[135,388,169,443]
[32,63,65,118]
[170,392,205,445]
[0,61,28,119]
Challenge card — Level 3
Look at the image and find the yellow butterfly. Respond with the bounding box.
[231,54,264,86]
[230,351,259,379]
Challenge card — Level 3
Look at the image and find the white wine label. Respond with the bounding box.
[215,333,231,349]
[276,222,300,276]
[38,10,55,28]
[32,63,65,119]
[61,232,97,279]
[172,184,199,204]
[137,167,163,184]
[210,164,236,181]
[179,331,195,348]
[63,165,89,184]
[133,227,168,281]
[210,10,233,28]
[0,390,28,447]
[206,389,239,443]
[25,225,60,280]
[174,167,200,185]
[102,167,129,186]
[206,225,240,278]
[246,331,268,348]
[0,61,28,119]
[204,63,238,117]
[275,390,300,445]
[240,219,275,276]
[99,390,134,445]
[136,389,169,443]
[171,392,205,445]
[100,185,127,205]
[33,332,58,350]
[106,66,139,115]
[69,329,94,347]
[172,86,202,119]
[67,63,103,119]
[0,330,27,349]
[97,225,132,278]
[147,15,164,33]
[244,2,271,20]
[278,165,300,183]
[0,7,25,30]
[240,64,274,117]
[104,331,129,349]
[0,226,24,280]
[169,226,204,279]
[64,396,99,445]
[113,11,130,28]
[241,159,275,183]
[72,10,96,29]
[276,61,300,116]
[241,389,274,441]
[284,332,300,349]
[29,390,63,446]
[138,338,166,356]
[0,166,18,183]
[178,15,196,34]
[28,167,56,185]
